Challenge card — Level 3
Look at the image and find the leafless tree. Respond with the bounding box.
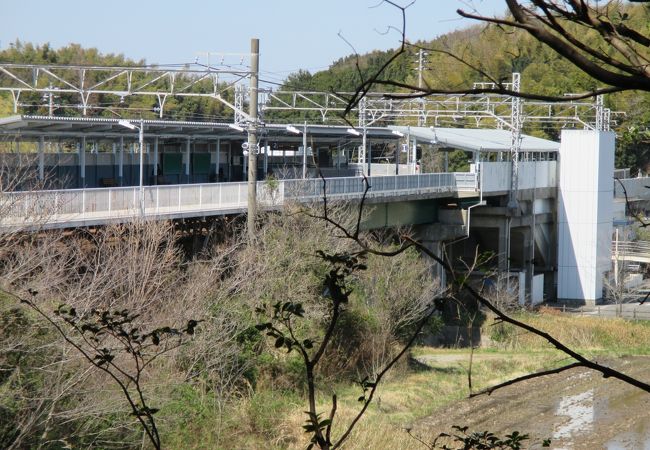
[0,220,252,448]
[358,247,440,375]
[480,270,521,313]
[456,1,650,97]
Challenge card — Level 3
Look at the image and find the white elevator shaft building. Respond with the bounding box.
[557,130,615,304]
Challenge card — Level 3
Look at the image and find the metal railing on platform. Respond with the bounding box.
[1,172,478,228]
[612,241,650,262]
[285,173,476,200]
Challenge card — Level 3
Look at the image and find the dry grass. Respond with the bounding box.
[484,310,650,353]
[201,313,650,449]
[206,349,555,450]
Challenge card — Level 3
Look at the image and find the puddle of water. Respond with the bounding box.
[552,385,650,449]
[553,389,594,448]
[606,418,650,449]
[605,386,650,449]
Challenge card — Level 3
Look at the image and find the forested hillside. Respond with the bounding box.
[277,3,650,172]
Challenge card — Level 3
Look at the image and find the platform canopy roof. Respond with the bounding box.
[0,115,399,142]
[389,126,560,153]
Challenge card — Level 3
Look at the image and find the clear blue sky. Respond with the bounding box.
[3,0,506,84]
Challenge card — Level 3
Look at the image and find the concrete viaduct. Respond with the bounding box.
[0,116,625,306]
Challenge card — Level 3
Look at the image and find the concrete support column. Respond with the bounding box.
[413,224,458,289]
[521,226,533,303]
[498,221,509,272]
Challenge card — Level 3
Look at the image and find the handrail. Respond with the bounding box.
[1,173,478,229]
[613,241,650,255]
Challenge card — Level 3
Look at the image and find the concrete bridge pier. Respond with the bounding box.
[413,223,467,288]
[458,192,556,303]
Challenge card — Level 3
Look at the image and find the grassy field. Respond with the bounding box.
[163,311,650,449]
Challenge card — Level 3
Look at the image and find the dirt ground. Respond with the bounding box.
[413,356,650,449]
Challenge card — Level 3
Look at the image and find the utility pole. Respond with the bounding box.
[302,121,307,179]
[247,38,259,241]
[139,118,145,217]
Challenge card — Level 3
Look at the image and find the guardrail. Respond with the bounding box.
[1,172,478,229]
[614,176,650,199]
[544,304,650,320]
[612,241,650,261]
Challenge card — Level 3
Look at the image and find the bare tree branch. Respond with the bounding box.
[469,362,584,398]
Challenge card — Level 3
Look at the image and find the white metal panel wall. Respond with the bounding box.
[557,131,615,302]
[479,161,557,193]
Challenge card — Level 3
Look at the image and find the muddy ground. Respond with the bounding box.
[413,356,650,449]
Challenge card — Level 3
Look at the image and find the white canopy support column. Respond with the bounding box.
[367,140,372,176]
[263,137,269,176]
[118,136,124,186]
[215,138,221,181]
[38,136,45,181]
[395,142,399,175]
[79,136,86,188]
[185,137,191,183]
[412,137,417,174]
[337,141,342,171]
[153,137,159,182]
[227,143,232,181]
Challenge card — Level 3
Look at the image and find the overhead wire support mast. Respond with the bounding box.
[505,73,523,294]
[259,87,617,130]
[0,62,253,119]
[1,62,617,129]
[509,72,522,212]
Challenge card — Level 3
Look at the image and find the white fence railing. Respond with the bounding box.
[348,163,416,176]
[1,172,477,228]
[544,304,650,320]
[285,173,476,200]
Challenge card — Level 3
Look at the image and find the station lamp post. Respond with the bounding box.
[118,119,145,216]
